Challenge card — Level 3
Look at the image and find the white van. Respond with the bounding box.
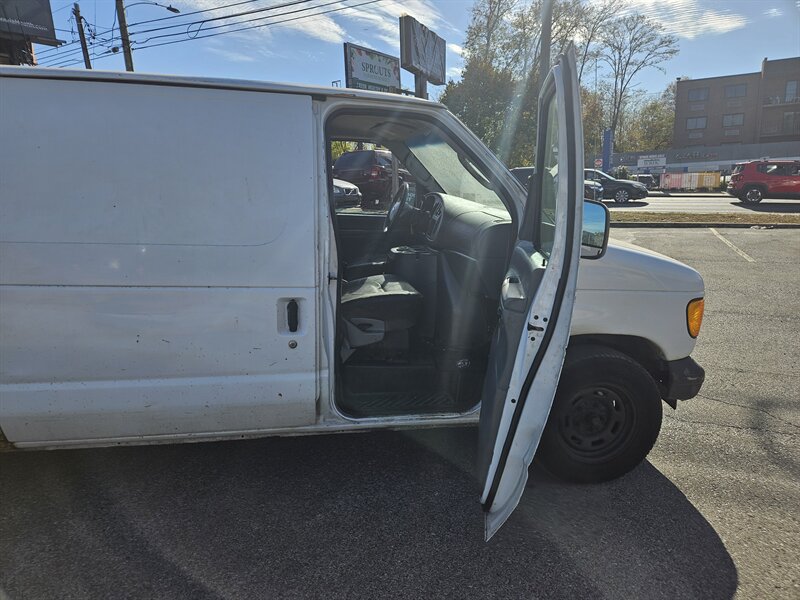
[0,50,703,539]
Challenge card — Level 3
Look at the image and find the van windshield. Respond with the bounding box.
[406,131,506,210]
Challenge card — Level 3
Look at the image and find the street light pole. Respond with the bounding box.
[116,0,134,72]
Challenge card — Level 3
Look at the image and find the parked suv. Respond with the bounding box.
[726,160,800,204]
[332,149,410,207]
[584,168,649,203]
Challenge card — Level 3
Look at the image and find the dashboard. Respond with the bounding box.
[416,193,513,258]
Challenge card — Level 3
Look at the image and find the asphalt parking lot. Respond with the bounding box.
[1,227,798,599]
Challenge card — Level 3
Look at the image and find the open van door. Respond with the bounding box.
[477,48,591,540]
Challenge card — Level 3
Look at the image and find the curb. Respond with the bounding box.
[649,194,728,198]
[610,222,800,228]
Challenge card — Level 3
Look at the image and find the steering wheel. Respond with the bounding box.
[383,182,410,234]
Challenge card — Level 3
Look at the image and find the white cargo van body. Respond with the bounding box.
[2,52,598,539]
[1,77,321,441]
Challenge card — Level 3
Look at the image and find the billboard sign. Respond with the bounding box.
[0,0,60,46]
[637,154,667,168]
[399,15,446,85]
[344,43,401,93]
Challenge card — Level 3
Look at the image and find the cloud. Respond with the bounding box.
[173,0,448,54]
[598,0,749,39]
[206,47,256,62]
[337,0,449,52]
[446,66,462,78]
[447,42,463,56]
[764,8,783,17]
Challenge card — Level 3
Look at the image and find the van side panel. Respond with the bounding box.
[0,77,319,444]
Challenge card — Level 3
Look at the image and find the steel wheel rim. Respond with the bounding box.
[556,385,636,462]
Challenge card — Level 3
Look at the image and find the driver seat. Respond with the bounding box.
[340,274,422,358]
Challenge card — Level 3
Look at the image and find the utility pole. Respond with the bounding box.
[72,3,92,69]
[538,0,553,88]
[115,0,134,72]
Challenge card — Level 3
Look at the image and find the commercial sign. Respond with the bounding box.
[0,0,60,46]
[399,15,446,85]
[636,154,666,168]
[343,43,401,93]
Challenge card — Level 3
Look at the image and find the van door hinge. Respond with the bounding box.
[328,273,338,282]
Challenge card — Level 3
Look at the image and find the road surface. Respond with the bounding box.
[606,193,800,214]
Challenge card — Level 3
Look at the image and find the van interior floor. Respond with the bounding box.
[337,345,484,417]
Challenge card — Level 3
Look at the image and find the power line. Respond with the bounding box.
[37,25,120,66]
[36,24,116,58]
[131,0,385,50]
[37,0,308,60]
[129,0,316,37]
[51,1,75,14]
[127,0,267,27]
[51,0,386,68]
[131,0,337,44]
[39,38,121,66]
[38,29,122,66]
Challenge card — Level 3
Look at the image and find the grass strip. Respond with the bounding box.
[610,212,800,224]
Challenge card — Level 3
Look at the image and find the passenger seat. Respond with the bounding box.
[340,274,422,358]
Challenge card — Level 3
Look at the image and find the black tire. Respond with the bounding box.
[614,189,630,203]
[741,186,764,204]
[537,345,662,484]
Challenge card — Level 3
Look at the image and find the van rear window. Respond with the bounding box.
[334,152,374,169]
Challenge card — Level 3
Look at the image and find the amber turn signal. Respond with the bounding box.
[687,298,705,338]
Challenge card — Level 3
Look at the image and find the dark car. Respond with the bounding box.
[332,149,411,206]
[584,169,649,203]
[332,178,362,209]
[726,160,800,203]
[510,166,604,201]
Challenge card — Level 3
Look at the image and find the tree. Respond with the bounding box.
[443,1,680,165]
[600,14,678,143]
[445,0,598,166]
[463,0,517,68]
[580,85,610,162]
[612,165,631,179]
[619,82,676,152]
[440,61,518,159]
[574,0,622,84]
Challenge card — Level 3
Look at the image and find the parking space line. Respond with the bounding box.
[709,228,755,262]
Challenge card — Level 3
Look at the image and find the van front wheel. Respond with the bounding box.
[537,345,662,483]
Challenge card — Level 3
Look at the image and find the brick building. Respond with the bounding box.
[673,57,800,148]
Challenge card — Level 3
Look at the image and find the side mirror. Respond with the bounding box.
[581,199,610,259]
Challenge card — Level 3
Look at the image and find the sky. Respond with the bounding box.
[33,0,800,97]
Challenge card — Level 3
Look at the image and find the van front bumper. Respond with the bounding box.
[660,357,705,403]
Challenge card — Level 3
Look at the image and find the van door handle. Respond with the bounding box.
[287,299,299,333]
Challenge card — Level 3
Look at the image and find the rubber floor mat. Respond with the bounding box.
[338,391,456,417]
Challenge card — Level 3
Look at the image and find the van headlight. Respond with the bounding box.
[687,298,704,338]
